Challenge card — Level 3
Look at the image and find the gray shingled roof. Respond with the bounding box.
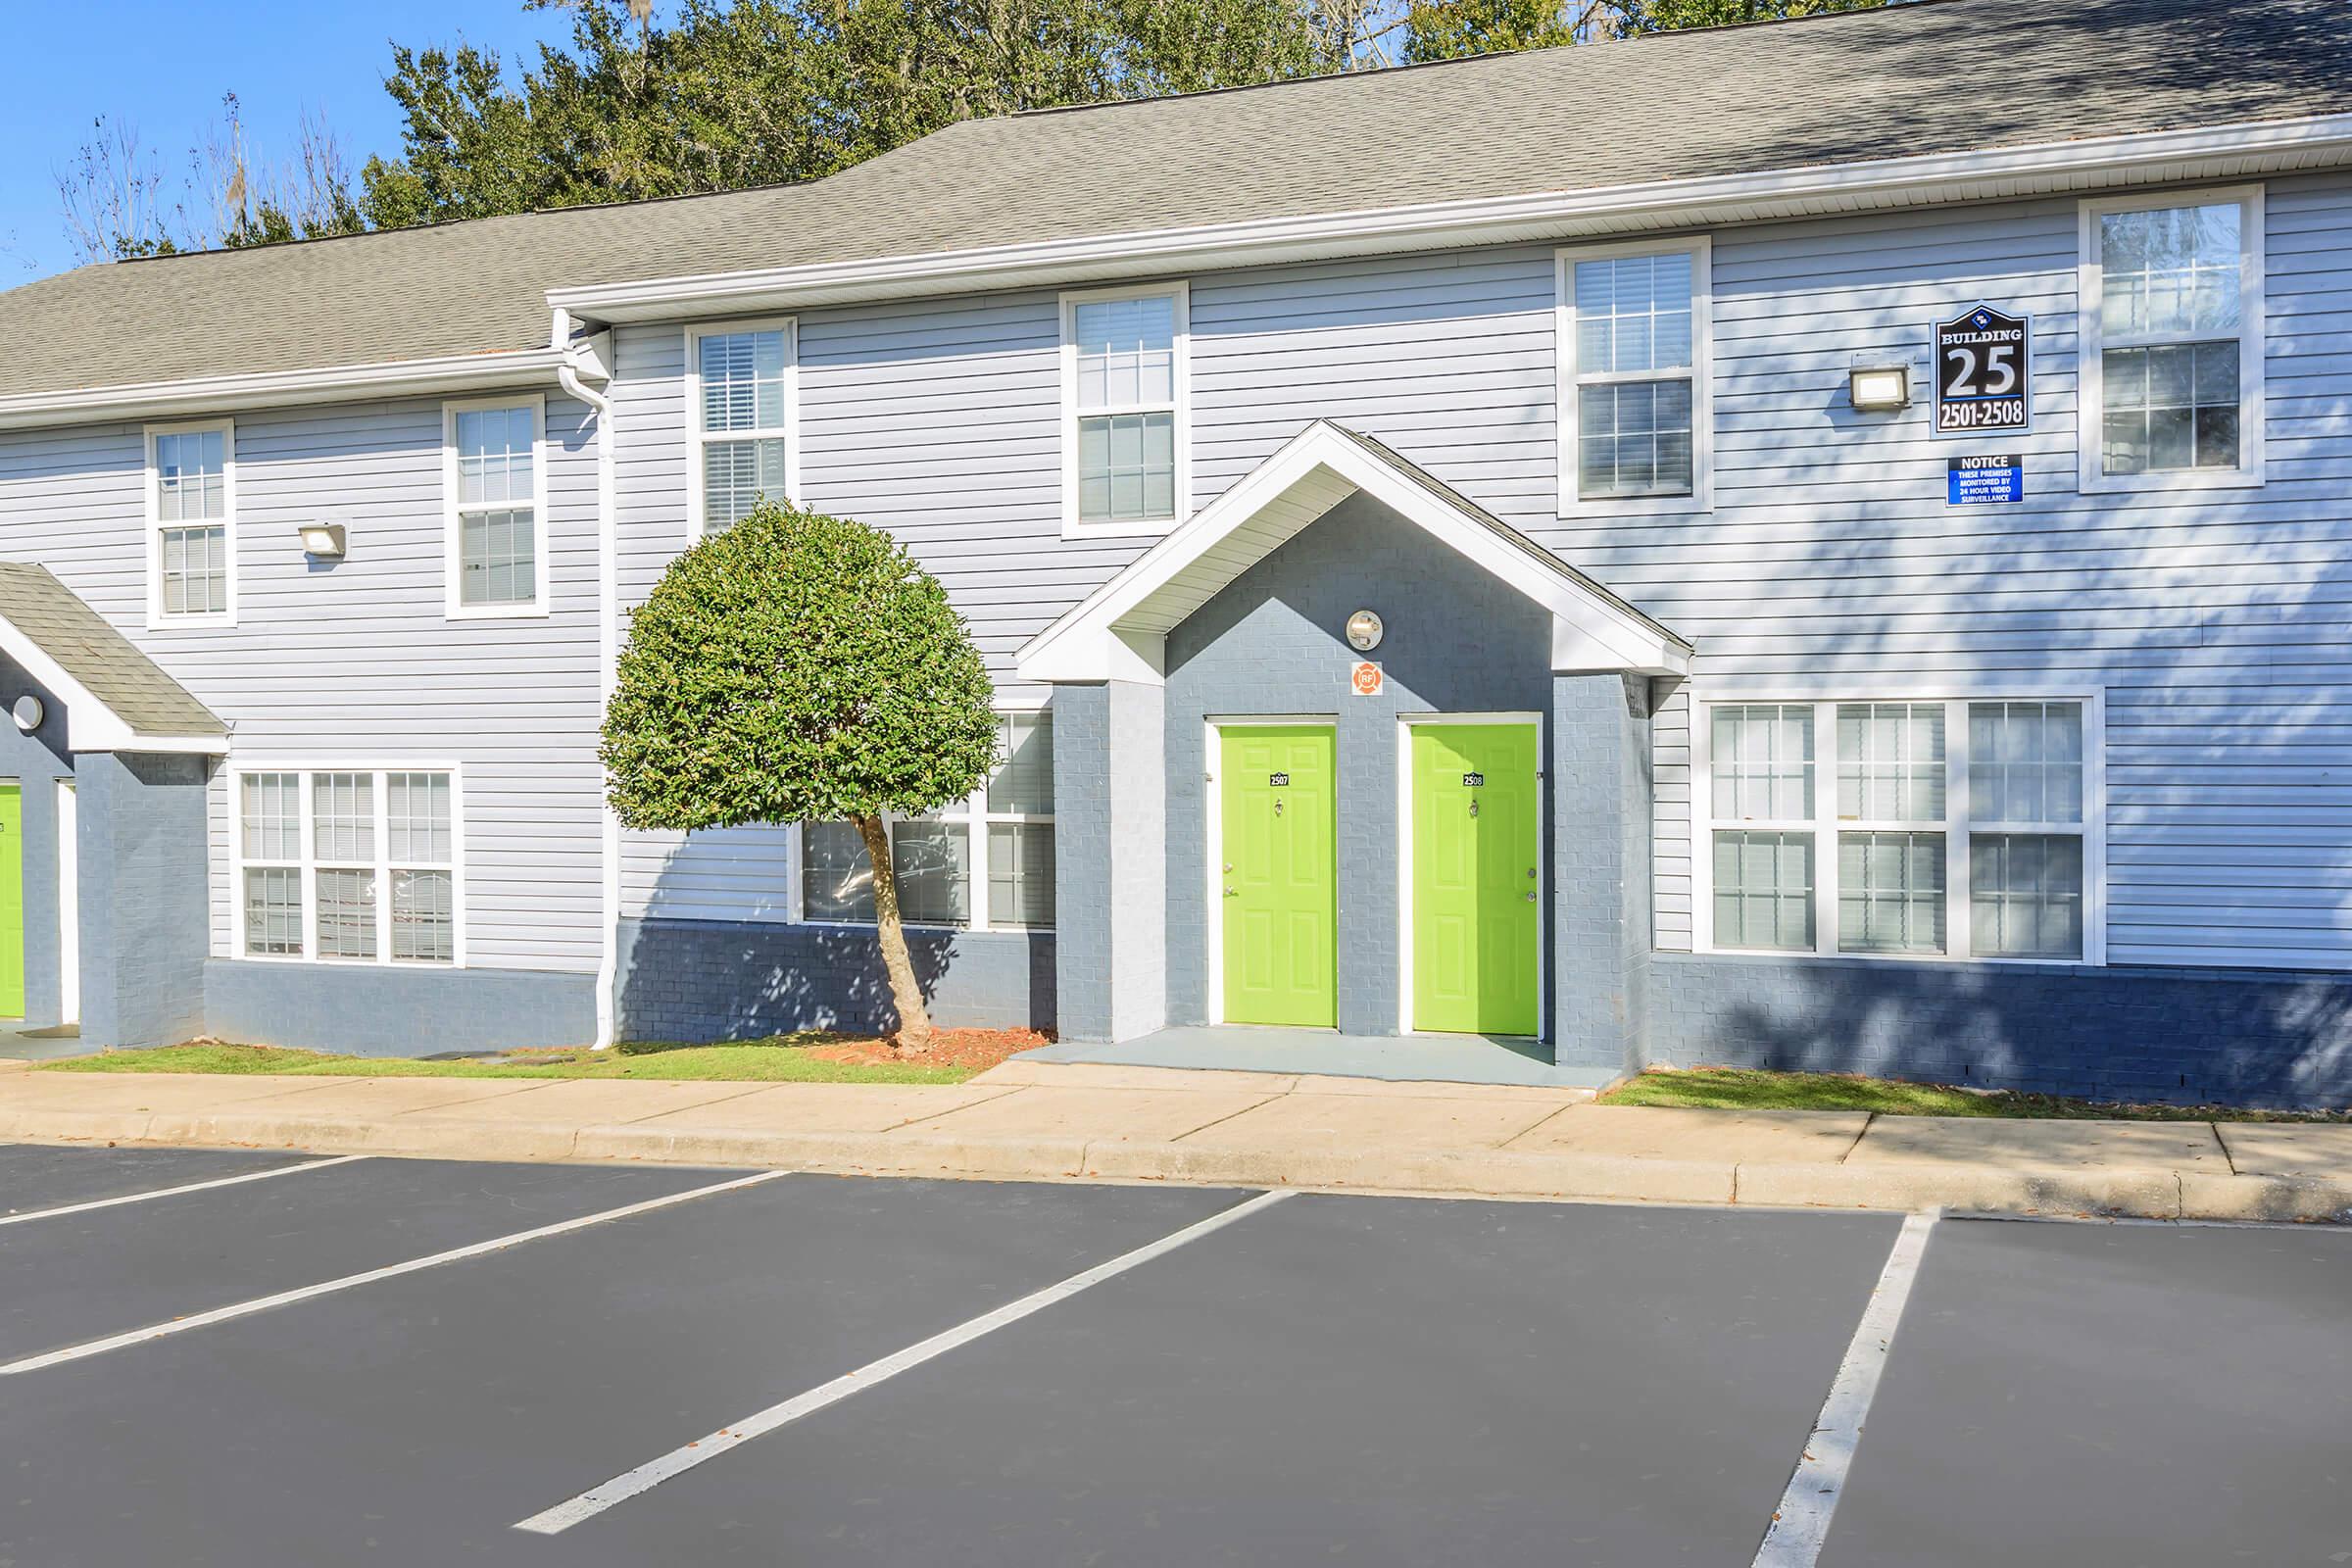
[3,0,2348,401]
[0,564,226,739]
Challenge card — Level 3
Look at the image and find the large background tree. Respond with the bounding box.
[601,503,998,1052]
[58,0,1882,258]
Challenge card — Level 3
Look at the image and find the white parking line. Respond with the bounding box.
[1751,1208,1939,1568]
[0,1155,369,1227]
[514,1187,1297,1536]
[0,1168,790,1377]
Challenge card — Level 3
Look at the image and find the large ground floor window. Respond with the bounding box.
[1697,696,2098,963]
[799,712,1054,932]
[235,766,462,964]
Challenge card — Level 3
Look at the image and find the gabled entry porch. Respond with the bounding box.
[1016,421,1690,1079]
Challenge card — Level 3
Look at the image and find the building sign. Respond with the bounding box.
[1933,305,2031,436]
[1948,454,2023,505]
[1350,662,1383,697]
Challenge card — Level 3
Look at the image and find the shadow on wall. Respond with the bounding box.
[613,915,1056,1043]
[1649,955,2352,1110]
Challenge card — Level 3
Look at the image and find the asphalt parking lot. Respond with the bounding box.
[1,1144,2345,1567]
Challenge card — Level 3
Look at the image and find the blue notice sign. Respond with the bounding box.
[1948,454,2023,505]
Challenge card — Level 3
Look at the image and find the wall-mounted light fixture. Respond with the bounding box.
[11,695,43,733]
[1848,364,1912,413]
[297,520,348,559]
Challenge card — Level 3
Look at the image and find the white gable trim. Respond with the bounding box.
[1014,421,1689,686]
[0,614,223,754]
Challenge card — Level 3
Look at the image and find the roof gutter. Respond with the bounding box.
[0,345,576,432]
[548,112,2352,322]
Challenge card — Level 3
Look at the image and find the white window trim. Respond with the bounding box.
[442,393,551,620]
[1554,234,1714,517]
[1690,689,2106,967]
[228,761,468,968]
[143,417,238,629]
[2077,184,2266,494]
[683,316,801,546]
[792,711,1054,934]
[1059,280,1193,540]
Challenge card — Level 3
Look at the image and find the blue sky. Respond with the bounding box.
[0,2,576,281]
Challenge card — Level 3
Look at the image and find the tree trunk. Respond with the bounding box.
[856,813,935,1053]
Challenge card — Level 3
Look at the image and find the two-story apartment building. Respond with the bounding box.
[1,0,2348,1104]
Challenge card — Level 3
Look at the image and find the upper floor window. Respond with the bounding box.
[1558,238,1711,511]
[145,420,235,625]
[444,398,547,617]
[236,766,462,966]
[688,320,797,536]
[799,711,1055,931]
[2080,188,2264,491]
[1062,284,1189,535]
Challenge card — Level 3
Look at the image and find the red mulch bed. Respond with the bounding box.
[802,1027,1053,1072]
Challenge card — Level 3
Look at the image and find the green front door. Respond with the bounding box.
[1220,725,1337,1027]
[1412,724,1541,1036]
[0,783,22,1019]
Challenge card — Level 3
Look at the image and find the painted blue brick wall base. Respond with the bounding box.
[206,960,598,1056]
[1649,952,2352,1108]
[76,752,209,1051]
[615,916,1054,1042]
[1550,672,1652,1077]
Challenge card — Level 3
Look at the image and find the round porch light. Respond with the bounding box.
[11,695,42,732]
[1345,609,1384,652]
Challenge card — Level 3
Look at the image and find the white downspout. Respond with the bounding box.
[555,308,622,1050]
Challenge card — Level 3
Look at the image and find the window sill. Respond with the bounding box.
[444,603,553,622]
[2079,466,2262,495]
[1555,490,1712,520]
[793,917,1054,937]
[230,953,464,969]
[147,612,237,631]
[1060,514,1184,541]
[1695,945,2095,969]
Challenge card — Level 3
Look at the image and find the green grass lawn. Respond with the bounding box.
[1600,1066,2347,1123]
[37,1035,973,1086]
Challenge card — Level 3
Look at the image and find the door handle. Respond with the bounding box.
[1225,888,1239,898]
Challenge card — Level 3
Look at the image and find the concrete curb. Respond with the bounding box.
[7,1104,2347,1222]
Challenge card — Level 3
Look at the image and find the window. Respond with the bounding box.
[234,766,462,964]
[800,712,1054,931]
[146,420,235,624]
[1558,239,1710,510]
[1698,697,2097,962]
[445,399,546,615]
[1062,285,1188,534]
[2081,188,2263,490]
[689,320,797,536]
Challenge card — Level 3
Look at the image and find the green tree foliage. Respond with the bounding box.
[359,0,1341,227]
[601,502,998,1049]
[63,0,1886,257]
[1401,0,1578,63]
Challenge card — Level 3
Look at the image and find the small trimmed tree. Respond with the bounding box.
[602,503,998,1052]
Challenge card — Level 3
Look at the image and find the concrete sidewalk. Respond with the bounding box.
[1,1059,2346,1223]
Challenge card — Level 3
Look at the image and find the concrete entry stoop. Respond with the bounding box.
[1016,1025,1616,1091]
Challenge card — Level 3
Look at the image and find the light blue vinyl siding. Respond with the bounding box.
[600,172,2352,970]
[0,394,607,974]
